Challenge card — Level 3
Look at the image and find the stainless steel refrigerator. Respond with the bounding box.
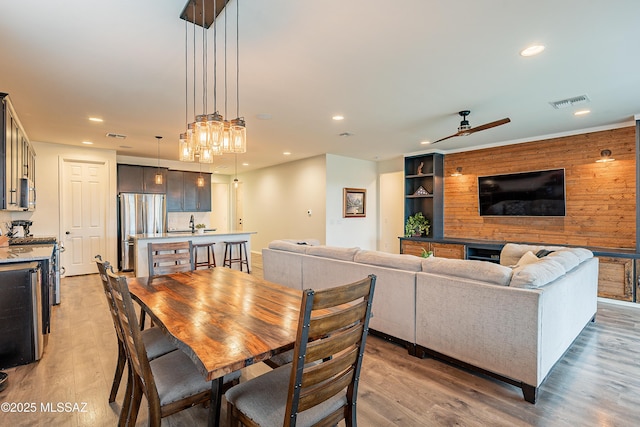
[118,193,166,271]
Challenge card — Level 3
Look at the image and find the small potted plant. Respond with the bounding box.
[405,212,430,237]
[195,223,206,234]
[421,248,433,258]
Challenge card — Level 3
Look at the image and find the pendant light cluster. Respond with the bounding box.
[179,0,246,164]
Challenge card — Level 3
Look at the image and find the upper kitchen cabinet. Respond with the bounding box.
[1,93,36,211]
[167,170,211,212]
[117,164,167,194]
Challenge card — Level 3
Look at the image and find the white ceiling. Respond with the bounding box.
[1,0,639,174]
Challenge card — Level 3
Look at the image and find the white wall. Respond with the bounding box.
[325,154,378,250]
[240,155,327,251]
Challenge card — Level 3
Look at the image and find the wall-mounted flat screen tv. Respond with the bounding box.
[478,169,566,216]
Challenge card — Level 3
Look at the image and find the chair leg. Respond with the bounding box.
[109,340,127,403]
[119,365,134,427]
[127,376,143,427]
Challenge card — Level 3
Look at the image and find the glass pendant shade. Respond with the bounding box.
[200,146,214,163]
[197,175,205,187]
[195,114,210,148]
[154,172,163,185]
[221,120,232,153]
[230,118,247,153]
[207,112,224,150]
[179,132,194,161]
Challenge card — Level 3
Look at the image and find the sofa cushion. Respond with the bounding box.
[306,245,360,261]
[500,243,568,266]
[546,250,580,272]
[564,247,594,263]
[510,258,566,288]
[421,257,513,286]
[354,250,423,272]
[268,240,310,254]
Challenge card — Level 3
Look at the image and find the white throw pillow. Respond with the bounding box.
[516,251,540,267]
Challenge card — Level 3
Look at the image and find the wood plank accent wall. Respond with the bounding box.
[443,126,636,249]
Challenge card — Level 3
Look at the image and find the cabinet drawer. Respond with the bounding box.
[400,240,430,257]
[597,256,633,301]
[431,243,465,259]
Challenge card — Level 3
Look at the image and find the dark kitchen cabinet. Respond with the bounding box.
[117,164,167,194]
[1,93,36,211]
[167,170,211,212]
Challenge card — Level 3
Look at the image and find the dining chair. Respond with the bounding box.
[225,274,376,427]
[147,240,195,276]
[95,255,178,404]
[141,241,195,330]
[105,267,241,427]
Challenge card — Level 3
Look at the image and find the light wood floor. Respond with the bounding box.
[1,254,639,426]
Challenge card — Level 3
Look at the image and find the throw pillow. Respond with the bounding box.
[510,258,566,288]
[516,251,540,267]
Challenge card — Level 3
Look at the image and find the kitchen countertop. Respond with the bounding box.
[0,244,55,263]
[131,230,256,240]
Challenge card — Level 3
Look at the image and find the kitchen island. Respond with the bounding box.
[131,231,256,277]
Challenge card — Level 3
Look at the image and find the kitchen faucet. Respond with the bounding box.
[189,215,195,233]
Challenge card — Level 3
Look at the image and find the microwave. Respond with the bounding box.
[19,178,36,211]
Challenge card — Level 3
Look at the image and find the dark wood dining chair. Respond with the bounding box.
[105,267,241,427]
[147,240,195,276]
[95,255,178,405]
[141,241,195,329]
[225,274,376,427]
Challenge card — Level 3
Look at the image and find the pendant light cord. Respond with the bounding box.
[236,0,240,118]
[202,0,207,114]
[213,0,217,112]
[224,0,227,119]
[185,18,188,127]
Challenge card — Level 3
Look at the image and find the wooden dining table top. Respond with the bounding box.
[127,267,303,381]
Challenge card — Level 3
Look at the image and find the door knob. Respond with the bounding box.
[65,231,70,235]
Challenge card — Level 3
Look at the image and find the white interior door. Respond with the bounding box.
[233,182,243,231]
[61,159,107,276]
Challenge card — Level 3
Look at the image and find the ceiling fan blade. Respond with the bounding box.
[430,132,461,144]
[467,117,511,134]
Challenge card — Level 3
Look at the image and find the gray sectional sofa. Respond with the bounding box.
[262,239,599,403]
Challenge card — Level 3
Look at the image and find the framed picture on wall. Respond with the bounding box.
[343,188,366,217]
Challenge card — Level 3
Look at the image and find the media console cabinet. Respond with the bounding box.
[400,237,640,303]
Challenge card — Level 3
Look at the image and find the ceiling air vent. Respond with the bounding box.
[549,95,590,109]
[106,132,127,139]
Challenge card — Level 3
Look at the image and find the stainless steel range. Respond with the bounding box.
[8,236,61,305]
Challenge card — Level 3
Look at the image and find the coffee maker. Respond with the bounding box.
[7,220,33,237]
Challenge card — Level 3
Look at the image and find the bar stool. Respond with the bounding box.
[223,240,250,273]
[193,242,216,270]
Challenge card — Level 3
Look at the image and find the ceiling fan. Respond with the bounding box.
[431,110,510,144]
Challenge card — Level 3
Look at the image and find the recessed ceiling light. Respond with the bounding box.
[520,45,545,57]
[89,117,103,122]
[256,113,272,120]
[420,140,431,145]
[332,115,344,121]
[574,109,591,116]
[242,162,249,166]
[82,141,93,145]
[283,151,291,156]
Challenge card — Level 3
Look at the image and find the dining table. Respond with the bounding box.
[126,267,303,425]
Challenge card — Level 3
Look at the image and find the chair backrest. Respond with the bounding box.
[285,274,376,427]
[106,268,161,409]
[95,255,124,344]
[147,241,194,276]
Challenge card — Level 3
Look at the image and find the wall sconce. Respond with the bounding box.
[451,167,463,177]
[595,149,615,163]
